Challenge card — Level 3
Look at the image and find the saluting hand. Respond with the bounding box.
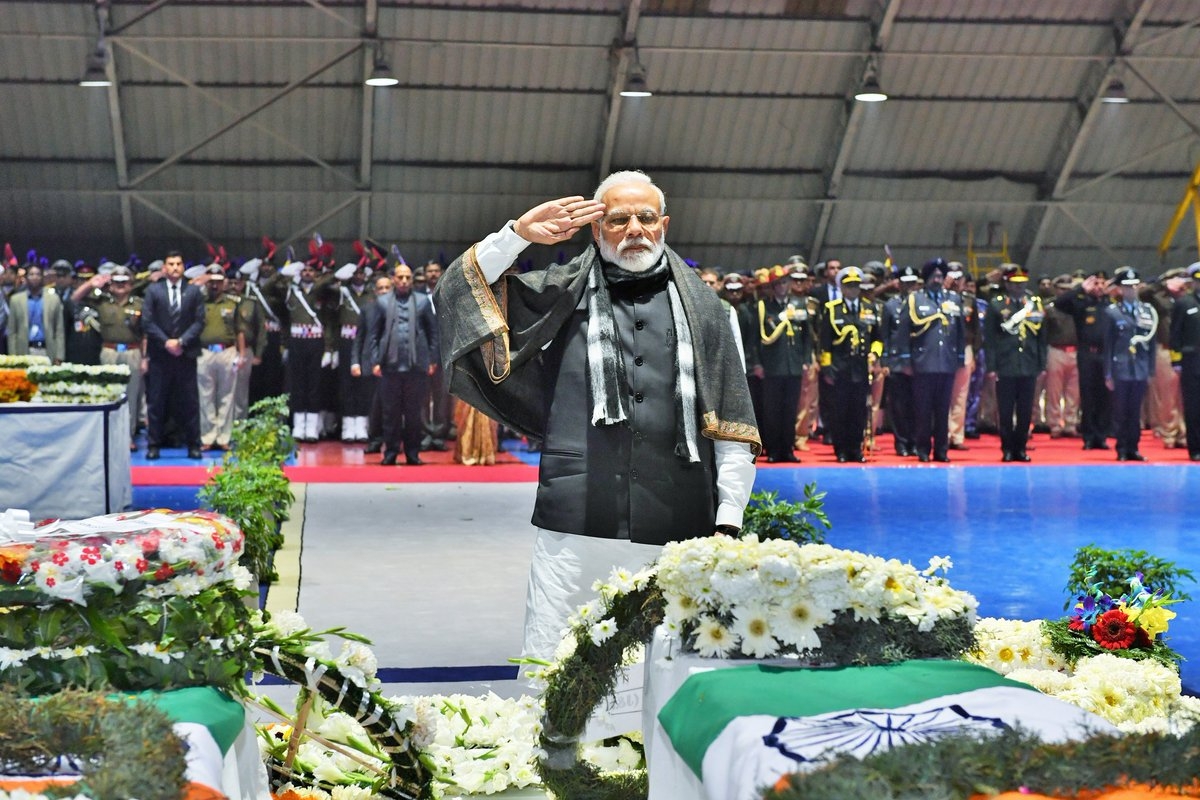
[514,196,606,246]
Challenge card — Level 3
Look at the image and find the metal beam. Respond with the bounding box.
[300,0,359,32]
[93,2,135,252]
[596,0,642,183]
[129,193,211,243]
[108,0,172,35]
[127,44,362,189]
[1022,0,1155,268]
[116,40,359,187]
[359,0,379,239]
[1056,203,1122,265]
[1124,59,1200,138]
[810,0,901,263]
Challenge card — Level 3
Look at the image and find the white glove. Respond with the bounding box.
[320,351,332,369]
[329,351,339,370]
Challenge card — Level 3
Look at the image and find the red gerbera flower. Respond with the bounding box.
[1093,608,1137,650]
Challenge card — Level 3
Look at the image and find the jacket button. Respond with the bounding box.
[635,320,645,330]
[630,469,639,480]
[634,356,644,366]
[634,392,644,402]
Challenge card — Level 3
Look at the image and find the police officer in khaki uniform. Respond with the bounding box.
[79,265,144,449]
[229,267,266,422]
[196,265,245,450]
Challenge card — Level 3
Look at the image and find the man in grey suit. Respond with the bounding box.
[366,263,439,466]
[6,264,65,362]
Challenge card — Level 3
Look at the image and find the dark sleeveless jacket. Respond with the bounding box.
[532,273,716,544]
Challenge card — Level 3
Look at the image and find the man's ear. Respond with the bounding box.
[661,215,670,238]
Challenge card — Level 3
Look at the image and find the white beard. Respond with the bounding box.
[598,235,666,273]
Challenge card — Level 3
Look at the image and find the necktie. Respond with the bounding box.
[170,284,180,310]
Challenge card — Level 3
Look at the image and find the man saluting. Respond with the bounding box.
[435,170,760,658]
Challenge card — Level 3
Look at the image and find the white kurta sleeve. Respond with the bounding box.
[713,440,755,529]
[473,222,532,283]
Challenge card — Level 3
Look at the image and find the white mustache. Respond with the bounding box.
[618,237,653,254]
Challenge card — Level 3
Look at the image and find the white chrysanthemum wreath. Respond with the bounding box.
[532,535,977,800]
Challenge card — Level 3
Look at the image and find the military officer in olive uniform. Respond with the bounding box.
[229,268,266,422]
[984,263,1047,462]
[196,265,245,450]
[1104,267,1157,461]
[881,265,921,456]
[896,258,966,462]
[1053,271,1114,450]
[757,264,814,462]
[78,265,144,449]
[819,266,883,462]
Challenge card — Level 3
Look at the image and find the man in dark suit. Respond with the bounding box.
[366,263,439,465]
[141,250,205,459]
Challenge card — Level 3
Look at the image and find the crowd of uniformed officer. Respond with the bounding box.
[714,255,1200,464]
[1,238,453,458]
[7,242,1200,464]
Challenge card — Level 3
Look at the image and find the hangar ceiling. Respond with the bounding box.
[2,0,1200,275]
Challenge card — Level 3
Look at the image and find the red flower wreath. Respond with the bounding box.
[1092,608,1137,650]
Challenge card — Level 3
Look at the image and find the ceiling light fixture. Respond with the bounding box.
[855,57,888,102]
[79,44,112,87]
[1101,76,1130,104]
[80,1,112,88]
[619,46,652,98]
[365,43,399,87]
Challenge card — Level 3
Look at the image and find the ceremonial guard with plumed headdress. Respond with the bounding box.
[283,236,338,442]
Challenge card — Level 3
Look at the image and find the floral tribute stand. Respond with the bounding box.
[0,509,270,800]
[535,536,1155,800]
[0,357,135,519]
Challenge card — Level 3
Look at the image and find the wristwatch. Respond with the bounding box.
[715,524,740,537]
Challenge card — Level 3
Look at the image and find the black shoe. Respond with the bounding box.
[187,447,203,459]
[406,453,424,465]
[964,430,980,440]
[1191,453,1200,462]
[850,453,866,463]
[1094,441,1110,450]
[780,453,801,463]
[1126,452,1146,461]
[836,454,847,463]
[917,453,930,462]
[933,453,951,463]
[948,442,969,451]
[1002,451,1013,462]
[146,446,160,460]
[1014,452,1031,462]
[381,453,398,465]
[364,441,382,454]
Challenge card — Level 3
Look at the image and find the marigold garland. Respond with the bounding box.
[0,369,37,403]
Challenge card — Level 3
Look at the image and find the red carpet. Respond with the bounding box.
[764,430,1193,467]
[131,432,1193,486]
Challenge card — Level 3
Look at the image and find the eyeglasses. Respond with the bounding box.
[602,210,662,231]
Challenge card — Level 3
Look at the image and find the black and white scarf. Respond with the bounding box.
[586,255,700,462]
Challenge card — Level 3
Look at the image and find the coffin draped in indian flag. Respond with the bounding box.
[658,659,1116,800]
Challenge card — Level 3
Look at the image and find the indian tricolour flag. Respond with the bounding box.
[656,660,1116,800]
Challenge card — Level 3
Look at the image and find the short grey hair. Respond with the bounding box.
[593,170,665,214]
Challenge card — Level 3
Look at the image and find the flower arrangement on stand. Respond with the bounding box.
[532,537,978,800]
[0,369,37,403]
[0,510,256,695]
[24,363,131,404]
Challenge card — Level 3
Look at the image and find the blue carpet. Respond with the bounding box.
[132,485,203,510]
[755,465,1200,692]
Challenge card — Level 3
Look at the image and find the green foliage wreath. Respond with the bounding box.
[0,690,186,800]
